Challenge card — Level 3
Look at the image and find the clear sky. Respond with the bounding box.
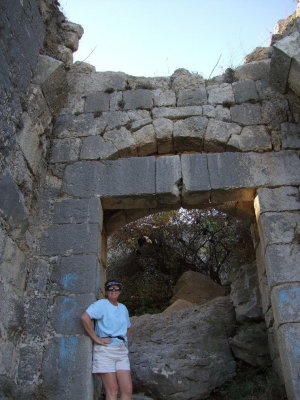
[59,0,296,78]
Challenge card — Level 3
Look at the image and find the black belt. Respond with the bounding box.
[103,335,125,342]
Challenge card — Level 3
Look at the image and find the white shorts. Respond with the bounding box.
[92,343,131,373]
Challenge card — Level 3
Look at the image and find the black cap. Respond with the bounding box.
[105,280,122,291]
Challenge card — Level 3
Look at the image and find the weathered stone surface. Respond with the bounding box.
[231,103,262,125]
[53,198,102,224]
[17,113,42,173]
[289,53,300,96]
[155,155,181,205]
[68,69,128,93]
[170,68,205,89]
[50,138,81,163]
[61,21,84,51]
[265,244,300,287]
[132,124,157,156]
[232,80,259,103]
[207,83,234,105]
[84,92,110,112]
[80,135,118,160]
[130,296,236,400]
[103,127,137,157]
[227,125,272,152]
[277,323,300,400]
[131,118,153,132]
[27,259,49,294]
[271,283,300,325]
[51,255,100,294]
[170,270,225,305]
[40,223,99,255]
[152,89,176,106]
[153,118,173,154]
[230,262,263,322]
[163,299,196,313]
[177,87,207,106]
[25,298,48,336]
[51,294,95,334]
[127,76,170,90]
[123,89,153,110]
[234,59,271,81]
[258,212,300,247]
[42,336,93,400]
[255,186,300,213]
[53,113,107,138]
[63,158,156,202]
[0,341,16,376]
[18,345,43,382]
[0,171,28,232]
[181,153,211,205]
[261,99,289,128]
[202,104,231,121]
[281,122,300,148]
[229,322,271,367]
[204,119,241,152]
[173,116,208,151]
[245,47,273,63]
[152,106,202,120]
[255,79,286,100]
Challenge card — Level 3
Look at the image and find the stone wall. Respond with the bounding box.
[0,1,300,400]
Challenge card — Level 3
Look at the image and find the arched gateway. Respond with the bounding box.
[1,1,300,399]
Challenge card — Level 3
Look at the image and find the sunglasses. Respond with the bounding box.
[107,287,121,291]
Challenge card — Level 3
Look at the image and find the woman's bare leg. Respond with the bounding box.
[100,373,118,400]
[116,370,132,400]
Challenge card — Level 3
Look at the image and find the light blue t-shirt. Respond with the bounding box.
[86,299,131,345]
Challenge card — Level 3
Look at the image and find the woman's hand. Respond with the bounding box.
[94,337,112,346]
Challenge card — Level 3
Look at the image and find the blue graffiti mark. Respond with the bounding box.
[59,337,79,367]
[279,288,300,307]
[61,297,77,322]
[61,273,79,289]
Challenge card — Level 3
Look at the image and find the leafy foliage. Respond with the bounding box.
[108,208,254,315]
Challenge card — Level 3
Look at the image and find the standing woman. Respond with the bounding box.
[81,280,132,400]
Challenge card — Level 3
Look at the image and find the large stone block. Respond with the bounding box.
[42,336,93,400]
[204,120,241,152]
[25,298,48,337]
[232,80,259,103]
[258,212,300,247]
[177,87,207,106]
[231,103,262,125]
[84,92,110,112]
[156,156,181,205]
[0,341,16,377]
[281,122,300,149]
[277,323,300,400]
[103,127,137,157]
[255,186,300,213]
[51,255,100,294]
[64,158,156,203]
[123,89,153,110]
[50,138,81,163]
[153,118,173,154]
[265,244,300,287]
[227,125,272,152]
[53,198,102,224]
[51,294,95,334]
[271,283,300,325]
[132,124,157,156]
[207,83,234,105]
[0,171,28,232]
[173,116,208,152]
[289,53,300,97]
[235,59,270,81]
[261,99,289,128]
[27,259,49,294]
[80,135,118,160]
[68,69,128,93]
[152,89,176,106]
[53,113,107,138]
[152,106,202,119]
[40,223,99,256]
[181,153,211,205]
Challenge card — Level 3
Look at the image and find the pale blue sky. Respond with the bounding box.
[59,0,296,78]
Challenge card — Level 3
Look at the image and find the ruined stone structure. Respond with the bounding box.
[0,1,300,399]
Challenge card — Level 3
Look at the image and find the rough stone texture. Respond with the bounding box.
[153,118,173,154]
[271,283,300,325]
[229,322,271,367]
[281,122,300,148]
[170,68,205,90]
[84,92,110,112]
[163,299,196,313]
[103,127,137,158]
[152,89,176,107]
[152,106,202,120]
[80,135,118,160]
[231,103,262,125]
[232,80,259,103]
[207,83,234,105]
[130,297,236,400]
[155,156,181,205]
[177,87,207,106]
[173,116,208,151]
[234,59,271,81]
[170,270,225,305]
[227,125,272,152]
[132,124,157,156]
[230,262,263,322]
[39,223,100,256]
[204,120,241,152]
[42,336,93,400]
[255,186,300,213]
[123,89,153,110]
[50,138,81,163]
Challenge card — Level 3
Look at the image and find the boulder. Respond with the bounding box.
[163,299,196,313]
[130,296,236,400]
[170,270,225,305]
